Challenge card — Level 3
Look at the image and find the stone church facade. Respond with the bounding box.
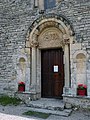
[0,0,90,107]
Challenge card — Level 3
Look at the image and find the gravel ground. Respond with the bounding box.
[0,105,90,120]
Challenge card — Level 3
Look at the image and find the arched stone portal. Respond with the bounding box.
[26,14,74,99]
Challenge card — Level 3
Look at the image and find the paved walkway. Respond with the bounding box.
[0,104,90,120]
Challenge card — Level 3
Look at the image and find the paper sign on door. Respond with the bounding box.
[53,65,58,72]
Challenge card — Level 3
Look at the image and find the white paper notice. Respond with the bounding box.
[54,65,58,72]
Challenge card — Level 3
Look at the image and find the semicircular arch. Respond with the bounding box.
[26,14,75,47]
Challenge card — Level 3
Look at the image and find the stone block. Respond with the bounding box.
[65,102,72,109]
[71,43,81,52]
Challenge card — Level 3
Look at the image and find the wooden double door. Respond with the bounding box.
[41,48,64,98]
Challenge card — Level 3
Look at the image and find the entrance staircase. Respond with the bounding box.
[25,98,72,117]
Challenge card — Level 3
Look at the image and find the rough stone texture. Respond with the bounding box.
[0,0,90,104]
[0,106,90,120]
[15,92,41,102]
[0,0,34,94]
[65,103,72,109]
[25,98,65,111]
[63,96,90,108]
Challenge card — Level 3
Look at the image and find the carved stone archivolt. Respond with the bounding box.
[29,28,70,48]
[28,16,74,48]
[28,13,74,35]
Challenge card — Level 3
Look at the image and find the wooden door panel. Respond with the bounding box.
[41,49,64,98]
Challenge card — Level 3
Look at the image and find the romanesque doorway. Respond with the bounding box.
[26,14,74,99]
[41,48,64,98]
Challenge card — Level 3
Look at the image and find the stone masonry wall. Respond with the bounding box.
[0,0,90,95]
[0,0,35,94]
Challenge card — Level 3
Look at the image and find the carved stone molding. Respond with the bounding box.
[28,13,75,36]
[27,17,73,48]
[43,31,60,41]
[63,39,70,45]
[30,41,39,47]
[38,28,64,48]
[63,34,70,45]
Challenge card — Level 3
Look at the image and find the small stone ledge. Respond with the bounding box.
[63,94,90,99]
[63,95,90,109]
[16,91,37,94]
[15,91,41,103]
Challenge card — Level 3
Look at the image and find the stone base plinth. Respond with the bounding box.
[15,92,41,103]
[63,95,90,109]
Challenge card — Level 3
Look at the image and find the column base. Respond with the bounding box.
[63,87,72,95]
[63,87,77,96]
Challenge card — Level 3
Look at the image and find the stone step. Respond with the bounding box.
[25,107,72,117]
[25,98,73,117]
[26,98,65,111]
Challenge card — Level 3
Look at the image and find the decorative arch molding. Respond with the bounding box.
[28,13,74,34]
[26,13,75,48]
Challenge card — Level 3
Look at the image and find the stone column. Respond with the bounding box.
[31,47,37,92]
[37,49,41,91]
[63,35,70,95]
[86,73,90,97]
[87,61,90,97]
[25,67,30,92]
[34,0,38,7]
[64,44,70,88]
[39,0,44,11]
[30,41,39,92]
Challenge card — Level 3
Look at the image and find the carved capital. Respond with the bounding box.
[30,41,39,47]
[63,34,70,45]
[63,38,70,45]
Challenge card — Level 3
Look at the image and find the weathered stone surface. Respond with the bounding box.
[0,0,90,103]
[63,96,90,108]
